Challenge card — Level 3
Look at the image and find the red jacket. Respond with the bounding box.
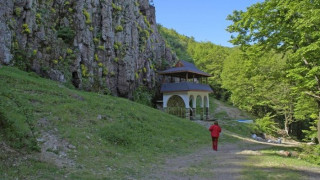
[209,124,221,137]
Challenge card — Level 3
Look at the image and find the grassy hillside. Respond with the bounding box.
[0,66,209,179]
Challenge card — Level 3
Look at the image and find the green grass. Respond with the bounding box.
[0,66,210,179]
[208,96,255,138]
[240,146,320,180]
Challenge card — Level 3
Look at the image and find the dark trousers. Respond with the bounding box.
[211,137,219,151]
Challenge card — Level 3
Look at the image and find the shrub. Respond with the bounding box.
[82,9,91,24]
[94,54,99,61]
[66,48,73,54]
[22,24,31,34]
[253,113,279,136]
[81,64,89,77]
[302,120,318,143]
[103,67,108,76]
[299,144,320,165]
[112,3,122,11]
[50,8,56,13]
[36,13,42,24]
[144,16,151,28]
[93,38,99,44]
[115,25,123,32]
[57,26,75,44]
[133,86,154,107]
[98,45,105,51]
[113,42,122,50]
[15,7,21,17]
[33,50,37,56]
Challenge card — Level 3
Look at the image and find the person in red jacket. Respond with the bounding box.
[209,121,222,151]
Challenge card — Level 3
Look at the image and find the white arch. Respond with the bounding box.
[163,94,190,108]
[204,96,209,108]
[196,95,203,108]
[189,95,196,108]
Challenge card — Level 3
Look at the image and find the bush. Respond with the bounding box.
[115,25,123,32]
[15,7,21,17]
[57,26,75,44]
[113,41,122,50]
[22,24,31,34]
[253,113,279,136]
[82,9,91,24]
[112,3,122,11]
[133,86,154,107]
[299,144,320,165]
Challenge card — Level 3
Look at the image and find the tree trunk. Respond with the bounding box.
[318,112,320,144]
[284,114,290,136]
[304,56,320,144]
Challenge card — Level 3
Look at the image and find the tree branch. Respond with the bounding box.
[302,57,320,91]
[305,91,320,101]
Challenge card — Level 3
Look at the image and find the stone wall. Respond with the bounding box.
[0,0,176,98]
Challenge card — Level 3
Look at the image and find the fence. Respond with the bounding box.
[166,107,185,118]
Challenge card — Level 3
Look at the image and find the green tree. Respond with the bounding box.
[157,24,195,62]
[222,46,296,135]
[227,0,320,142]
[158,25,232,100]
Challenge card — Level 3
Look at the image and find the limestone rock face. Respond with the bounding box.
[0,0,176,98]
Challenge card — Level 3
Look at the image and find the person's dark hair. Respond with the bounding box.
[214,121,218,125]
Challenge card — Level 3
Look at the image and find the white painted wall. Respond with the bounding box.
[163,91,210,109]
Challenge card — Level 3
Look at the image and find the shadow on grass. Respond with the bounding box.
[241,161,320,180]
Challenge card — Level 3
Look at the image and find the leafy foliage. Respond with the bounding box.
[157,24,194,62]
[158,25,232,100]
[299,144,320,165]
[254,113,279,136]
[226,0,320,142]
[57,26,75,44]
[133,86,154,107]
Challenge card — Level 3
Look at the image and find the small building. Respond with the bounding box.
[159,60,213,120]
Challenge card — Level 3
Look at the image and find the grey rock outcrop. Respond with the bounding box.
[0,0,176,98]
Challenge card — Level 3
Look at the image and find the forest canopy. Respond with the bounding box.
[226,0,320,142]
[158,0,320,143]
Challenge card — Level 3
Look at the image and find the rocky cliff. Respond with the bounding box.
[0,0,176,97]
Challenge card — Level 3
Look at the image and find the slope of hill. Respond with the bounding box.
[0,66,208,179]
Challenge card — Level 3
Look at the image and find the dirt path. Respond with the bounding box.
[143,120,320,180]
[213,100,248,120]
[142,99,320,179]
[143,121,269,180]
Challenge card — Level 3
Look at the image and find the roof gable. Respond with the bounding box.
[159,60,211,77]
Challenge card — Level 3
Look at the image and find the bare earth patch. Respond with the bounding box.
[35,117,76,168]
[213,100,248,120]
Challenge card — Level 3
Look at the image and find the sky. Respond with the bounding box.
[153,0,263,47]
